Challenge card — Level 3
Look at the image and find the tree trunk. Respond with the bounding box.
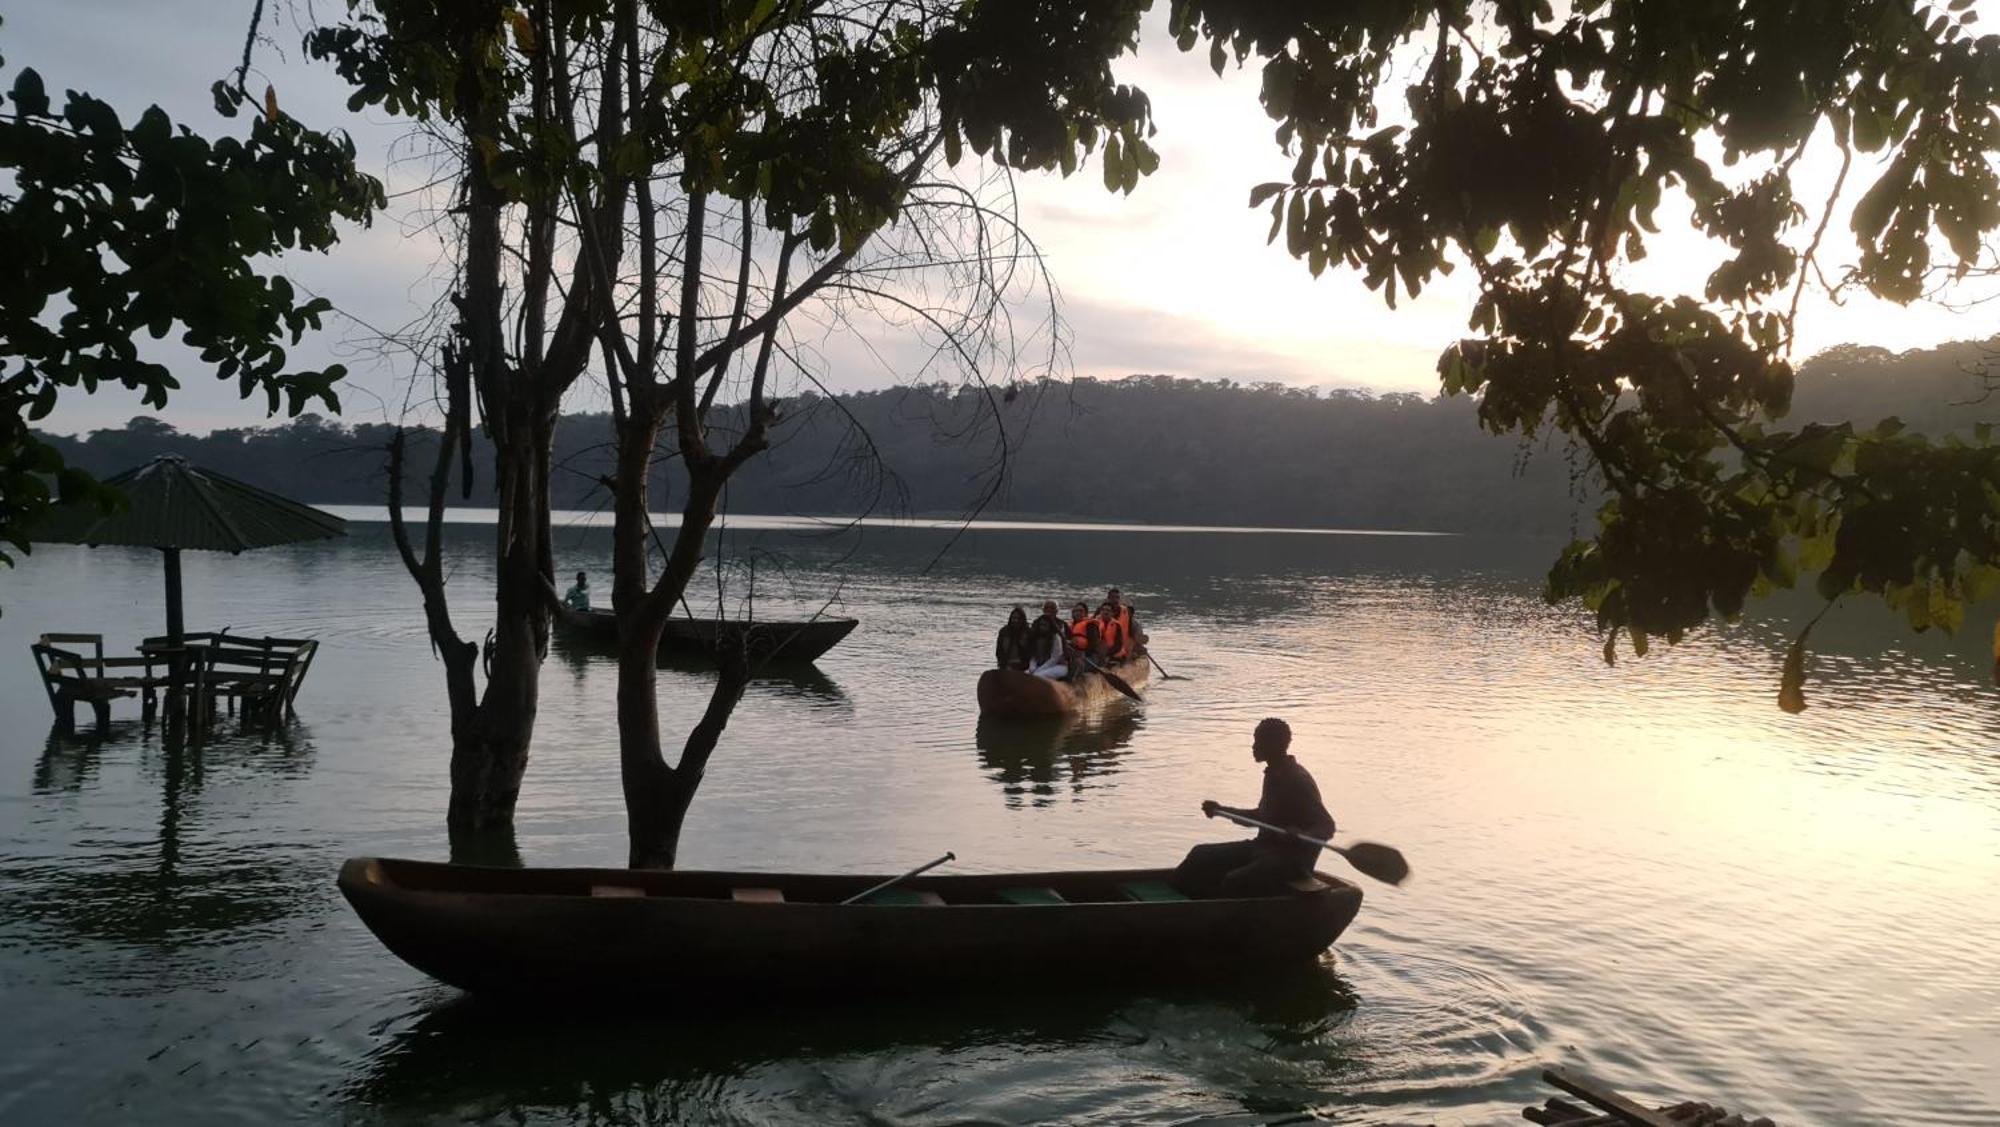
[392,404,554,838]
[448,410,554,830]
[609,407,746,868]
[620,623,749,869]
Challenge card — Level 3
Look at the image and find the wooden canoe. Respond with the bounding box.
[338,857,1362,1000]
[555,607,858,664]
[977,656,1149,720]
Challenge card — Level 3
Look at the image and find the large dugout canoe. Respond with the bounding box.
[555,607,858,664]
[977,656,1149,720]
[338,856,1361,999]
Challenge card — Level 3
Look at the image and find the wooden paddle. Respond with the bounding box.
[1075,653,1142,702]
[1143,651,1179,680]
[840,851,956,905]
[1209,807,1411,886]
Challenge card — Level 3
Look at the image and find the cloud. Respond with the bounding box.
[1060,295,1441,392]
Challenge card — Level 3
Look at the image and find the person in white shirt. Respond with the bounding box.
[1026,614,1068,680]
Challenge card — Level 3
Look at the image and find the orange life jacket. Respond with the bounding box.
[1097,617,1125,660]
[1069,620,1095,652]
[1104,607,1136,659]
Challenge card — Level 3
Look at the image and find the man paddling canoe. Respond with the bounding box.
[1175,718,1335,897]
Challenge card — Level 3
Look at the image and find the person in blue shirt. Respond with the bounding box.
[562,570,591,611]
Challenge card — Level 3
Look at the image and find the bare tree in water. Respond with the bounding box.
[312,0,1162,864]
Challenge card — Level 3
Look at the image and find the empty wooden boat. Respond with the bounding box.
[977,657,1149,720]
[338,856,1361,999]
[555,608,858,664]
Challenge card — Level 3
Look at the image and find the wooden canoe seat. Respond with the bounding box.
[859,887,944,906]
[1118,880,1189,902]
[996,887,1067,905]
[590,884,646,898]
[731,887,785,903]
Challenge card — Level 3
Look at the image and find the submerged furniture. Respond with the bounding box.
[977,655,1149,720]
[555,607,859,664]
[34,455,345,690]
[143,633,319,723]
[339,857,1361,999]
[28,630,321,730]
[31,633,181,730]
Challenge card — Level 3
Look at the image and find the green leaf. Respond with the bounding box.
[10,66,49,117]
[1249,182,1285,209]
[1285,191,1307,257]
[1851,151,1917,240]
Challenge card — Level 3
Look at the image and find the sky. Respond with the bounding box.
[9,1,1999,437]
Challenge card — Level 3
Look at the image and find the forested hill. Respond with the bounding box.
[38,339,2000,535]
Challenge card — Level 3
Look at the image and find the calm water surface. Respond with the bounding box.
[1,513,1996,1125]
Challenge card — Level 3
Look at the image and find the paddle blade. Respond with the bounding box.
[1339,841,1410,886]
[1101,669,1141,701]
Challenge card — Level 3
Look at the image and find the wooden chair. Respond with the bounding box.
[31,634,176,730]
[264,636,319,712]
[176,635,319,723]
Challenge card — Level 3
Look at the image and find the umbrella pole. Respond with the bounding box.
[164,547,184,643]
[162,547,188,725]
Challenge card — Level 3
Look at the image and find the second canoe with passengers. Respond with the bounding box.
[978,655,1149,720]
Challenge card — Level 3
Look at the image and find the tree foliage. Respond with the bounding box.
[1172,0,2000,706]
[0,21,383,565]
[304,0,1162,860]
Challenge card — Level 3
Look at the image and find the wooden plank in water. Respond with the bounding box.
[1544,1068,1680,1127]
[1523,1095,1613,1125]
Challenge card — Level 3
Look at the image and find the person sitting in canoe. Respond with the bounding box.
[1026,614,1068,680]
[562,570,591,611]
[1092,603,1127,666]
[1175,718,1334,897]
[995,606,1032,671]
[1033,599,1064,637]
[1066,602,1101,677]
[1098,587,1143,660]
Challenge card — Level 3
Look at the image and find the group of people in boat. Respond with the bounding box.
[993,587,1144,681]
[989,589,1341,897]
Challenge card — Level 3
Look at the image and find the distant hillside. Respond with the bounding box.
[37,338,2000,535]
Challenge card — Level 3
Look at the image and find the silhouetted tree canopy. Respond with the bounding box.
[0,16,383,565]
[1171,0,2000,706]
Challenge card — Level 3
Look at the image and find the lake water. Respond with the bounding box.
[2,512,1996,1125]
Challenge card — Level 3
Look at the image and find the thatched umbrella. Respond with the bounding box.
[37,454,346,647]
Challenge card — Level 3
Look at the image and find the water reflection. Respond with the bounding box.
[343,962,1360,1124]
[33,725,110,793]
[10,723,321,951]
[553,631,854,712]
[973,710,1143,808]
